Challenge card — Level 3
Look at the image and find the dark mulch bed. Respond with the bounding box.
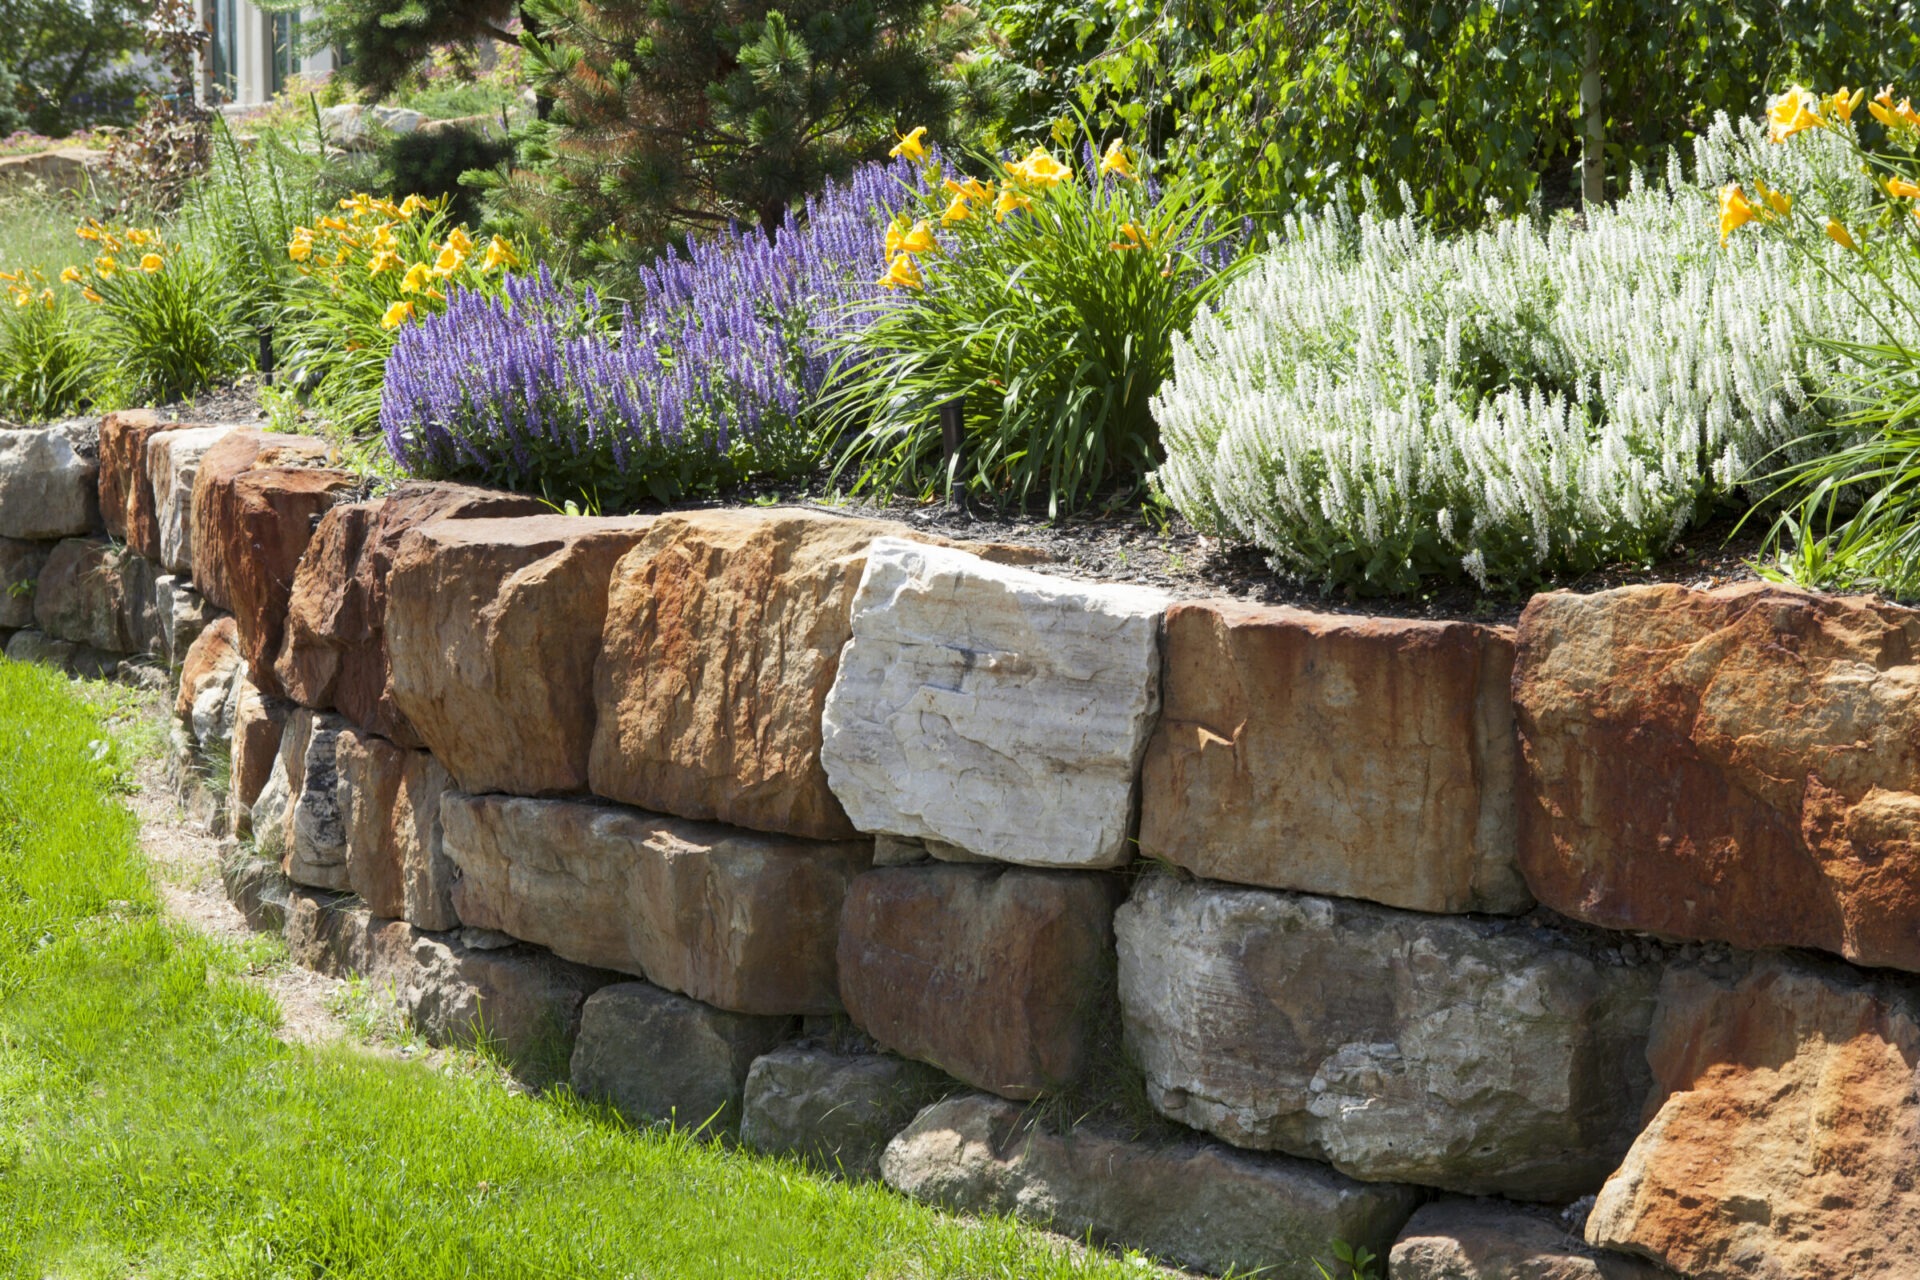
[129,376,1779,625]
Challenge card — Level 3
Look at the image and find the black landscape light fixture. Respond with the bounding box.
[938,394,966,515]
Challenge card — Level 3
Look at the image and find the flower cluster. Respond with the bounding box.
[1,267,57,310]
[381,158,915,502]
[63,220,169,302]
[1153,111,1882,592]
[286,193,522,330]
[1725,85,1920,252]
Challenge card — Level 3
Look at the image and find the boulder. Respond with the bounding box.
[97,410,195,558]
[0,422,98,539]
[149,425,233,575]
[1515,583,1920,971]
[820,538,1168,868]
[1139,601,1527,914]
[150,574,214,671]
[590,510,917,839]
[222,851,294,932]
[3,627,116,677]
[337,729,457,930]
[222,468,360,697]
[385,515,654,795]
[276,484,543,739]
[570,981,793,1130]
[440,791,869,1014]
[1391,1201,1673,1280]
[285,887,609,1080]
[0,537,53,629]
[32,537,149,654]
[228,676,290,830]
[186,428,334,612]
[883,1093,1420,1276]
[1586,956,1920,1279]
[837,864,1121,1100]
[174,617,242,739]
[1115,875,1658,1200]
[740,1044,951,1179]
[262,708,352,892]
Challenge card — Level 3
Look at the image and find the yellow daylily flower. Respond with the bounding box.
[1826,218,1859,251]
[1754,180,1791,218]
[59,266,82,284]
[399,194,432,219]
[1767,85,1823,143]
[0,270,16,283]
[889,126,930,162]
[38,287,53,306]
[75,222,102,242]
[1014,146,1071,186]
[448,227,475,255]
[1098,140,1135,180]
[11,289,29,308]
[1869,87,1920,130]
[81,287,103,303]
[1825,87,1865,122]
[434,246,463,275]
[884,220,906,258]
[1109,222,1147,251]
[368,250,404,276]
[401,262,433,293]
[94,254,116,277]
[139,253,163,273]
[320,216,348,233]
[940,194,972,225]
[480,236,521,272]
[994,187,1032,221]
[1718,184,1754,244]
[381,300,417,329]
[288,232,314,261]
[944,176,991,203]
[897,220,937,256]
[875,253,923,290]
[1888,178,1920,200]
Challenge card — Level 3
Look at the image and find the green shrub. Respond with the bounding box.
[69,226,245,406]
[1150,112,1877,594]
[0,273,96,421]
[826,126,1243,514]
[179,120,333,337]
[385,125,511,227]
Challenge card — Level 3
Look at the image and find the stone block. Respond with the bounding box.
[1586,955,1920,1279]
[338,729,457,930]
[174,616,242,742]
[740,1044,950,1179]
[441,791,869,1014]
[275,484,543,739]
[1139,601,1527,914]
[223,468,360,698]
[186,427,334,612]
[570,981,793,1130]
[228,675,289,833]
[385,515,653,795]
[883,1093,1420,1276]
[32,537,149,654]
[149,424,232,575]
[0,421,98,539]
[95,408,161,547]
[284,888,609,1079]
[0,537,52,629]
[820,538,1167,868]
[1392,1200,1672,1280]
[1115,874,1658,1200]
[837,864,1121,1100]
[151,574,214,671]
[1516,583,1920,971]
[591,510,938,839]
[3,627,117,677]
[260,708,352,891]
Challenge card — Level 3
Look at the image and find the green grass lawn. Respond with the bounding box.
[0,658,1151,1280]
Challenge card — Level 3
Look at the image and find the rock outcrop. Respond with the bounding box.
[1392,1200,1671,1280]
[0,421,98,539]
[1139,601,1527,913]
[441,792,869,1015]
[1116,874,1658,1199]
[1515,583,1920,972]
[821,538,1167,867]
[385,515,653,795]
[837,864,1121,1099]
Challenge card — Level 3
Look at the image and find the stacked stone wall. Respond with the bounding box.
[7,412,1920,1278]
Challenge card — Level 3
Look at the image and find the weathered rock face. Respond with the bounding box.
[187,428,334,612]
[32,537,149,653]
[1391,1201,1672,1280]
[276,484,545,739]
[884,1093,1420,1276]
[4,627,117,678]
[820,538,1167,868]
[590,510,911,839]
[149,425,232,575]
[221,468,360,698]
[1116,875,1658,1200]
[569,981,794,1130]
[261,708,353,892]
[337,729,457,930]
[386,515,654,795]
[0,537,53,629]
[175,617,242,734]
[151,574,214,672]
[440,791,869,1014]
[837,864,1121,1099]
[1515,584,1920,972]
[95,409,161,546]
[740,1044,951,1179]
[0,422,98,539]
[1139,602,1527,914]
[1586,956,1920,1279]
[228,676,289,831]
[285,887,609,1081]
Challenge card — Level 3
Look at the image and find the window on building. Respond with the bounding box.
[208,0,239,102]
[271,11,300,95]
